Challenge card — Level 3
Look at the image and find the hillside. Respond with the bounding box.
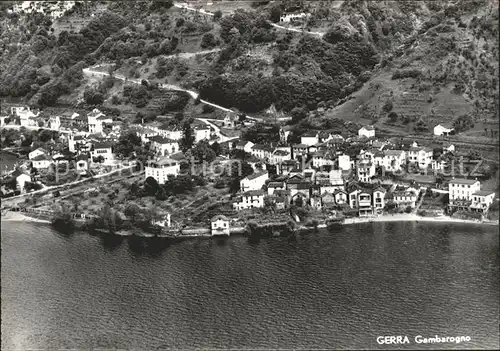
[0,0,498,140]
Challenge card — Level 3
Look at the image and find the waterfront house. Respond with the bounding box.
[358,125,375,139]
[310,194,322,210]
[348,188,362,209]
[211,215,230,235]
[372,187,386,213]
[357,190,373,216]
[433,123,454,136]
[152,213,171,227]
[448,178,480,203]
[233,190,265,210]
[321,192,336,207]
[145,157,181,184]
[333,189,348,205]
[392,191,418,208]
[29,148,48,160]
[240,171,268,192]
[149,136,179,156]
[470,191,495,212]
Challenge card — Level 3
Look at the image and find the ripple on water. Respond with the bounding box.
[1,221,499,350]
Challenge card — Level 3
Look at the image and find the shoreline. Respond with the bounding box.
[2,212,497,229]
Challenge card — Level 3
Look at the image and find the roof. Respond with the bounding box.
[302,131,318,137]
[373,186,386,193]
[153,157,178,166]
[31,147,48,154]
[92,142,113,149]
[242,190,265,197]
[268,182,285,188]
[245,171,268,181]
[449,178,479,185]
[472,191,495,196]
[293,144,309,148]
[282,160,298,166]
[436,123,454,129]
[274,189,290,197]
[211,214,229,222]
[333,189,347,195]
[96,115,112,121]
[384,150,404,156]
[76,154,89,161]
[32,154,52,161]
[252,144,274,152]
[236,140,252,147]
[194,124,210,130]
[361,125,374,131]
[273,150,289,156]
[149,135,177,144]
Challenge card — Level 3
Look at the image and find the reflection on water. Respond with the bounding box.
[1,221,498,350]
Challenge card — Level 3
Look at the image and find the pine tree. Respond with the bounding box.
[180,121,195,152]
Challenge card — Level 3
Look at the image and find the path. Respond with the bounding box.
[1,124,72,134]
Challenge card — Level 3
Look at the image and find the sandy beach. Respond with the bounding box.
[341,213,499,226]
[1,211,51,224]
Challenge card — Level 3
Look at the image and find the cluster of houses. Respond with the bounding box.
[231,167,422,217]
[7,1,76,19]
[448,178,496,213]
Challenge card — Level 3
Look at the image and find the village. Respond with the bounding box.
[1,100,498,237]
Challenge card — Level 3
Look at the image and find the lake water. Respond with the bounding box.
[1,221,498,349]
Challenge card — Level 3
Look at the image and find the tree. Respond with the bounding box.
[83,86,104,105]
[388,111,398,122]
[290,106,308,124]
[192,140,216,163]
[201,33,217,48]
[180,122,195,152]
[210,141,222,156]
[213,10,222,21]
[269,5,282,23]
[145,176,160,196]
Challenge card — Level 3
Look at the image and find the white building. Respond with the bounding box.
[279,12,309,22]
[382,150,406,172]
[407,146,433,169]
[145,157,181,184]
[301,131,319,146]
[338,154,351,171]
[16,173,31,193]
[434,123,454,136]
[233,190,265,210]
[448,179,481,203]
[373,187,386,212]
[211,215,230,235]
[235,140,255,153]
[149,136,179,156]
[358,125,375,139]
[470,191,496,212]
[32,154,53,169]
[49,116,61,130]
[91,142,114,162]
[392,191,418,208]
[152,213,171,227]
[29,148,48,160]
[75,154,90,175]
[240,171,269,192]
[194,125,211,143]
[357,160,376,183]
[250,144,273,160]
[269,149,291,165]
[87,109,112,134]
